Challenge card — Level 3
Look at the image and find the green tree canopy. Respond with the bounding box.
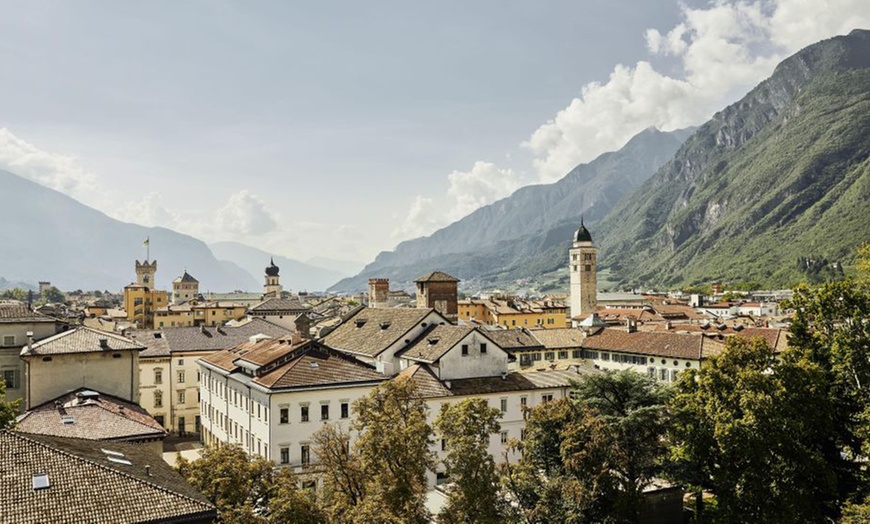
[0,379,21,430]
[434,397,505,524]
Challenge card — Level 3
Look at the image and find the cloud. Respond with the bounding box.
[526,0,870,183]
[0,128,98,198]
[212,190,278,236]
[392,161,523,242]
[114,192,179,228]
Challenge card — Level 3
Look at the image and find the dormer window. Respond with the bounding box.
[355,319,367,328]
[379,321,391,330]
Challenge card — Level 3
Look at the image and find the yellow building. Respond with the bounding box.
[123,259,169,329]
[458,296,570,329]
[152,301,247,329]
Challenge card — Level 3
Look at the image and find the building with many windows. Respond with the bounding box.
[458,296,570,329]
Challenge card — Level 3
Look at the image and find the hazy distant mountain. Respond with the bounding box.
[305,256,364,277]
[210,241,347,292]
[0,170,259,292]
[596,29,870,288]
[0,276,36,292]
[329,126,692,293]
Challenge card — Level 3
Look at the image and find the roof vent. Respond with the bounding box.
[32,473,50,491]
[310,362,319,369]
[717,324,727,330]
[427,337,440,345]
[355,319,367,328]
[98,338,109,350]
[734,324,745,332]
[61,415,74,425]
[379,321,391,330]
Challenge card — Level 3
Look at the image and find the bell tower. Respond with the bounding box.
[264,258,282,298]
[569,220,597,319]
[135,260,157,288]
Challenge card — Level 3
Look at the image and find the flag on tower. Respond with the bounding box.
[143,236,150,247]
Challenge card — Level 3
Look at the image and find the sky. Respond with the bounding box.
[1,0,869,267]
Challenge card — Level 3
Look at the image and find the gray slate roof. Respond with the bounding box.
[399,324,473,363]
[136,318,292,357]
[0,304,56,324]
[249,297,310,313]
[21,327,145,357]
[0,431,216,524]
[414,271,460,283]
[322,307,443,357]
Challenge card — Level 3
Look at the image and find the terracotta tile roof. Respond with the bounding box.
[22,327,144,357]
[0,431,215,524]
[414,271,460,283]
[0,304,56,323]
[137,318,292,355]
[254,347,385,390]
[483,328,545,352]
[16,389,167,442]
[398,363,591,398]
[201,339,385,390]
[529,328,585,349]
[249,297,310,313]
[644,324,789,351]
[322,307,443,357]
[398,325,474,363]
[582,328,705,360]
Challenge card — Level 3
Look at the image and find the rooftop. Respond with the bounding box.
[322,307,445,358]
[0,304,56,324]
[0,431,215,524]
[398,324,474,363]
[398,363,592,398]
[414,271,460,283]
[16,389,167,442]
[134,318,292,357]
[21,327,144,357]
[249,297,310,313]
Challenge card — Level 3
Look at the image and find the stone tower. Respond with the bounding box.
[415,271,459,321]
[368,278,389,308]
[264,258,282,298]
[135,260,157,288]
[569,221,597,318]
[172,271,199,305]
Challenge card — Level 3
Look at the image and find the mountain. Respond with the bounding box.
[596,29,870,288]
[209,242,347,292]
[0,170,259,292]
[329,126,692,293]
[305,256,364,277]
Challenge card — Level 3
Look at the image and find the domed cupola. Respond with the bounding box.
[574,220,592,243]
[265,257,280,277]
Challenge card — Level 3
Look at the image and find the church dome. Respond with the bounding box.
[265,258,280,277]
[574,222,592,242]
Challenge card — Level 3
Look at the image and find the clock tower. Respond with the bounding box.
[569,220,597,319]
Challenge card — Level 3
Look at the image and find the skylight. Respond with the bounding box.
[107,456,133,466]
[61,415,74,425]
[32,473,50,491]
[101,448,125,457]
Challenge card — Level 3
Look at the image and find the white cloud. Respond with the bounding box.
[212,190,278,236]
[114,192,178,228]
[526,0,870,183]
[392,161,523,242]
[0,127,98,198]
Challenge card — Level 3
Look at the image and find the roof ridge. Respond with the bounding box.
[5,431,213,509]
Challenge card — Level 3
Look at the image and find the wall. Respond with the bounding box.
[26,350,139,408]
[138,356,171,429]
[0,321,59,407]
[437,331,508,381]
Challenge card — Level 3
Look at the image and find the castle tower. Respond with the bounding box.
[264,258,282,298]
[172,270,199,305]
[368,278,390,308]
[415,271,459,321]
[135,260,157,288]
[569,220,597,318]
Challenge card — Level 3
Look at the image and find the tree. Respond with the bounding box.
[0,379,21,430]
[856,242,870,282]
[314,377,434,524]
[500,398,616,524]
[573,370,671,521]
[268,468,327,524]
[434,398,506,524]
[176,444,275,523]
[668,337,839,523]
[39,286,65,304]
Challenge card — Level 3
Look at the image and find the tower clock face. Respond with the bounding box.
[143,275,150,283]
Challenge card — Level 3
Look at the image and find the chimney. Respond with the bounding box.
[626,318,637,333]
[665,321,672,330]
[26,331,34,352]
[145,465,151,477]
[99,338,109,350]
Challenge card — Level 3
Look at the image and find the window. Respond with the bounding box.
[441,439,446,451]
[520,396,528,408]
[519,354,531,366]
[2,369,17,389]
[500,431,508,444]
[321,404,329,421]
[500,398,508,413]
[461,344,469,356]
[659,369,668,381]
[178,359,184,366]
[686,362,692,368]
[520,429,527,441]
[178,390,185,404]
[601,352,610,361]
[154,391,163,408]
[177,371,185,384]
[279,408,289,424]
[301,445,310,465]
[301,405,309,422]
[572,350,581,359]
[340,402,349,419]
[542,394,554,403]
[154,369,163,384]
[647,367,656,378]
[558,351,568,359]
[280,447,289,465]
[544,352,554,361]
[3,335,15,346]
[532,353,542,361]
[480,343,487,354]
